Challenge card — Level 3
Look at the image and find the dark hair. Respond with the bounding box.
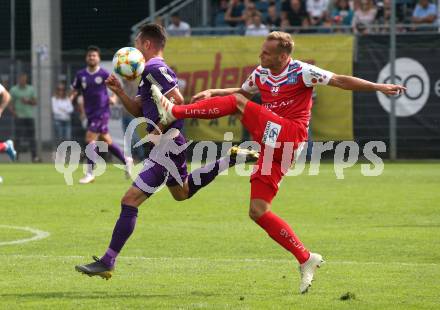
[171,13,180,18]
[138,23,167,49]
[86,45,101,56]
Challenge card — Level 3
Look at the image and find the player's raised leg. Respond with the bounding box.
[151,84,243,125]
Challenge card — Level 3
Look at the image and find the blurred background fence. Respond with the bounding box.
[0,0,439,162]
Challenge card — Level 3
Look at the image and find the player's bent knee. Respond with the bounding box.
[233,93,248,109]
[249,200,270,221]
[121,187,148,207]
[172,193,187,201]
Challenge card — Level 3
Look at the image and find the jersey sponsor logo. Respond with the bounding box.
[309,68,323,79]
[95,76,103,84]
[81,76,87,89]
[263,99,294,110]
[262,121,282,148]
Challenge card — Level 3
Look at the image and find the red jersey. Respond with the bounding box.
[241,59,334,126]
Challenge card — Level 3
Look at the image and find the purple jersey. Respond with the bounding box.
[72,67,110,119]
[137,57,184,132]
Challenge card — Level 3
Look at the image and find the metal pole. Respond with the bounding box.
[10,0,16,85]
[389,0,397,160]
[36,51,42,158]
[202,0,208,26]
[149,0,156,22]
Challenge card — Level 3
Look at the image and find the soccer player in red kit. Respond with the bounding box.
[151,31,405,294]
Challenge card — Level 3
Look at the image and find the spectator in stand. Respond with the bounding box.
[281,0,310,31]
[280,16,292,32]
[154,16,165,27]
[225,0,246,26]
[9,73,40,162]
[266,3,282,28]
[352,0,377,34]
[376,0,405,32]
[306,0,330,26]
[243,0,260,25]
[245,12,271,35]
[411,0,437,30]
[51,82,73,147]
[331,0,354,31]
[167,13,191,36]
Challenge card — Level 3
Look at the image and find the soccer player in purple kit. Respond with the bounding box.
[74,24,258,278]
[71,45,133,184]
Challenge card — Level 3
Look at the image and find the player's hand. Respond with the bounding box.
[191,90,212,103]
[105,74,123,94]
[378,84,407,96]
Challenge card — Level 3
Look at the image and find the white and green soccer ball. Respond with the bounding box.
[112,47,145,81]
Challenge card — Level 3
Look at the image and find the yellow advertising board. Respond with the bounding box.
[165,35,353,141]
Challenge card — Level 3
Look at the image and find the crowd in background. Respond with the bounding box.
[216,0,439,34]
[217,0,438,34]
[162,0,439,36]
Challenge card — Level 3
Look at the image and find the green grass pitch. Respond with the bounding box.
[0,162,439,309]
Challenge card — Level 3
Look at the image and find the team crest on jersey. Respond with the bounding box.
[95,76,103,84]
[271,86,280,96]
[259,69,269,84]
[81,76,87,89]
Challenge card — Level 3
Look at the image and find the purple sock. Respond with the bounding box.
[188,156,236,198]
[86,142,97,175]
[109,143,126,164]
[101,204,138,267]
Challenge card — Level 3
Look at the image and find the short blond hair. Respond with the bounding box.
[266,31,294,54]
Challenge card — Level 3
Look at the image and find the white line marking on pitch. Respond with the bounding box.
[0,225,50,246]
[0,254,437,267]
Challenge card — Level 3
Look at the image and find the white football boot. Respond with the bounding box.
[150,84,176,125]
[299,252,325,294]
[79,173,95,184]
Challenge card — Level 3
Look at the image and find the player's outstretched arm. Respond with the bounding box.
[105,74,142,117]
[328,74,406,96]
[191,88,252,103]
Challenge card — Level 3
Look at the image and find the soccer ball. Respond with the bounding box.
[112,47,145,81]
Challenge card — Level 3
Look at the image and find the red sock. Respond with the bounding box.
[256,211,310,264]
[0,142,6,152]
[172,95,238,119]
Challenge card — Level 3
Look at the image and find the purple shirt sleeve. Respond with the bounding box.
[72,72,81,90]
[146,66,178,95]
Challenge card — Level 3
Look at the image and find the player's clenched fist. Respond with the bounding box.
[105,74,123,94]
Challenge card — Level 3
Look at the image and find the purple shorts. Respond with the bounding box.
[87,114,109,134]
[133,133,188,194]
